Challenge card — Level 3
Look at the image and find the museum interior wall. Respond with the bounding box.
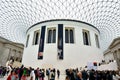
[104,37,120,69]
[0,36,24,66]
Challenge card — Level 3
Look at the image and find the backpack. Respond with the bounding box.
[46,70,49,75]
[51,73,55,78]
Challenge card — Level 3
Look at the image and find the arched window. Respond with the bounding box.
[84,32,89,45]
[35,32,39,44]
[47,28,56,43]
[83,30,91,45]
[33,30,40,45]
[65,28,74,43]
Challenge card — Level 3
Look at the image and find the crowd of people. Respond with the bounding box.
[65,68,120,80]
[0,66,8,78]
[1,64,120,80]
[0,65,60,80]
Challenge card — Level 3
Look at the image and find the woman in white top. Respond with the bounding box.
[30,69,35,80]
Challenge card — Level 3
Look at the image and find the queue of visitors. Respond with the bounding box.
[65,68,120,80]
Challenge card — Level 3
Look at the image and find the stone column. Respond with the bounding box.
[113,50,118,64]
[113,51,117,60]
[7,48,11,61]
[16,51,20,61]
[10,49,16,60]
[19,51,22,62]
[14,50,16,60]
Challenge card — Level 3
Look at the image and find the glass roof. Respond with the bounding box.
[0,0,120,51]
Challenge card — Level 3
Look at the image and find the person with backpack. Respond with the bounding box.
[46,68,50,80]
[50,70,55,80]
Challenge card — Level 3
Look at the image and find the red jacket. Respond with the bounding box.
[7,75,11,80]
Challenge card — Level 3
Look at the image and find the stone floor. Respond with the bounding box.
[0,74,66,80]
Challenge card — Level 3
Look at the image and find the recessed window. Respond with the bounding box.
[26,34,30,47]
[95,34,100,48]
[47,28,56,43]
[83,29,91,45]
[65,28,74,43]
[33,30,40,45]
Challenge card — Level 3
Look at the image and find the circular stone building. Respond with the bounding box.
[22,19,103,70]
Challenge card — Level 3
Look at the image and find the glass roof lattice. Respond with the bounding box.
[0,0,120,51]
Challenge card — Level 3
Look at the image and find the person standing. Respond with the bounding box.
[7,70,19,80]
[34,68,39,80]
[46,68,50,80]
[30,68,35,80]
[50,70,55,80]
[77,71,82,80]
[82,70,88,80]
[69,69,75,80]
[57,69,60,79]
[19,65,24,80]
[41,69,45,80]
[89,69,95,80]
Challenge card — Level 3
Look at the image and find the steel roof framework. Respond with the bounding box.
[0,0,120,51]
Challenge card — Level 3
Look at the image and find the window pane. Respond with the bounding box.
[53,29,56,43]
[65,29,69,43]
[85,32,89,45]
[83,32,86,45]
[33,30,40,45]
[83,30,90,46]
[35,32,39,45]
[48,30,52,43]
[70,29,74,43]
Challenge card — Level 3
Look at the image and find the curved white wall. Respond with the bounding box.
[22,20,103,70]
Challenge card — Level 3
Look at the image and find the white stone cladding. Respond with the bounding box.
[22,20,103,70]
